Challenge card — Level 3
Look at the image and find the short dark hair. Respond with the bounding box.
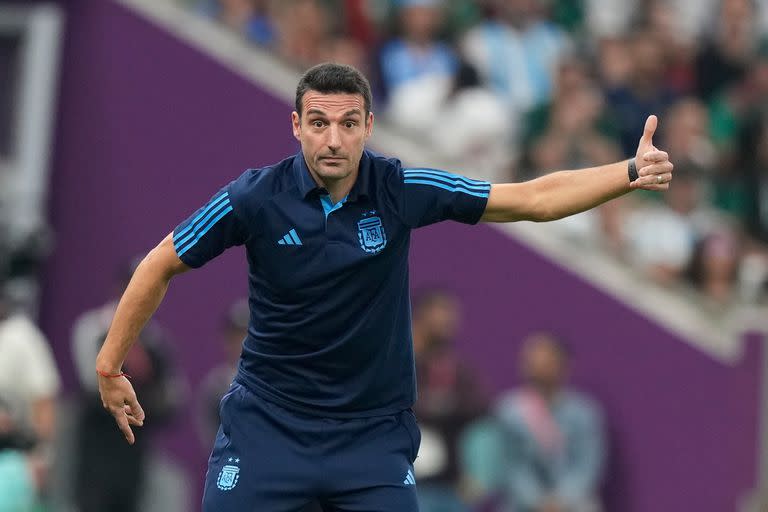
[295,63,372,117]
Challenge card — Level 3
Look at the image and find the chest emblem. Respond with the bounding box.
[216,458,241,491]
[357,215,387,254]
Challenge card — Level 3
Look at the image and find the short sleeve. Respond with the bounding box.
[390,165,490,228]
[173,183,247,268]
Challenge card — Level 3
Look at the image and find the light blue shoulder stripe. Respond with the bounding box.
[174,192,229,242]
[176,205,234,257]
[403,171,490,191]
[404,178,490,198]
[174,198,231,250]
[404,168,489,187]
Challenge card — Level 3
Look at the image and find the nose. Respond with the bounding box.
[327,125,341,152]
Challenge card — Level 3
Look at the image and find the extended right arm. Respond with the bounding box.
[95,233,189,443]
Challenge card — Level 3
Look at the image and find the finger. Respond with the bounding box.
[113,409,135,444]
[638,161,674,177]
[126,396,146,423]
[631,171,671,188]
[124,405,144,427]
[642,150,669,164]
[641,115,658,145]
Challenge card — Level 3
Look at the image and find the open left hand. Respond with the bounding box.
[97,372,145,444]
[630,115,674,191]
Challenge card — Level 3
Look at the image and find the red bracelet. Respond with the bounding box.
[96,369,130,379]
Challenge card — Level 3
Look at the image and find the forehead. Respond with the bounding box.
[301,90,364,116]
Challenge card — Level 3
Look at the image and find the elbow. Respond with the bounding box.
[532,210,561,223]
[528,192,560,222]
[141,236,188,281]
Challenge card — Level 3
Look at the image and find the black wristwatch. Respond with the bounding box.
[628,158,639,183]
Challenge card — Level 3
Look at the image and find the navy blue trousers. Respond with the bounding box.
[202,382,421,511]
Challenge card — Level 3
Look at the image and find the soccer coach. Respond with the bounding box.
[96,63,673,511]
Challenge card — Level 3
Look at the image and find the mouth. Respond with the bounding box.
[320,156,346,166]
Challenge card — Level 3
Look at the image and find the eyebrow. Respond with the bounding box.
[305,108,362,118]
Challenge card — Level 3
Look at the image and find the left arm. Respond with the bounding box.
[481,115,674,223]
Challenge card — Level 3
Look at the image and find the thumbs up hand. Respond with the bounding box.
[631,115,674,190]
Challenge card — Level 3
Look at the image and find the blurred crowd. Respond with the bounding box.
[181,0,768,309]
[0,263,186,512]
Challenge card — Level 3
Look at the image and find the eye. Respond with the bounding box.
[344,121,356,128]
[312,120,325,128]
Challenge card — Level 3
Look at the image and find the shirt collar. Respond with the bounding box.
[292,150,371,201]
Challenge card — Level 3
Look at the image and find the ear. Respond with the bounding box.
[291,111,301,141]
[364,112,374,139]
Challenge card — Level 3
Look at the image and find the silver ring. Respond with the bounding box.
[657,175,663,184]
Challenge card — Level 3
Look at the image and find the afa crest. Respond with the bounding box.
[216,464,240,491]
[357,216,387,254]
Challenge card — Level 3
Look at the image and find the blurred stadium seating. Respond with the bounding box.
[2,0,768,511]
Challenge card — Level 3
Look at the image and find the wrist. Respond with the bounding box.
[95,355,123,376]
[627,157,639,184]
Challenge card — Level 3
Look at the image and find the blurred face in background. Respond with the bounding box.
[494,0,541,26]
[663,98,712,165]
[292,90,373,185]
[412,292,461,354]
[520,333,567,395]
[400,5,443,44]
[631,34,666,85]
[551,86,603,135]
[701,233,739,283]
[663,172,701,215]
[597,37,633,87]
[718,0,754,57]
[554,59,591,97]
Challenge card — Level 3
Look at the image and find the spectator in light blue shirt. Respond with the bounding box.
[379,0,459,94]
[462,0,571,116]
[196,0,276,47]
[495,332,605,512]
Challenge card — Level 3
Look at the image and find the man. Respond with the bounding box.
[411,288,486,512]
[72,262,182,512]
[96,63,673,511]
[495,333,605,512]
[0,278,60,507]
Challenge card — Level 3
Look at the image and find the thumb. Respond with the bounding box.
[641,115,658,145]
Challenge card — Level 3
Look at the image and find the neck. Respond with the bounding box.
[529,384,560,403]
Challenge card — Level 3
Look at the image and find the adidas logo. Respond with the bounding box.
[277,228,302,246]
[403,468,415,486]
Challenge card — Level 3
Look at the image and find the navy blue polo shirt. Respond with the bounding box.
[173,149,490,417]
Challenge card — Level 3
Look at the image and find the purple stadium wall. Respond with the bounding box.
[42,1,761,510]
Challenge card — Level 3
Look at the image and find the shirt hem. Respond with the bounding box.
[233,371,414,419]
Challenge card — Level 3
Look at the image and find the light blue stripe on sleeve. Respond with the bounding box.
[176,205,234,257]
[404,168,489,187]
[174,198,231,250]
[403,171,490,191]
[174,192,229,243]
[404,178,490,198]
